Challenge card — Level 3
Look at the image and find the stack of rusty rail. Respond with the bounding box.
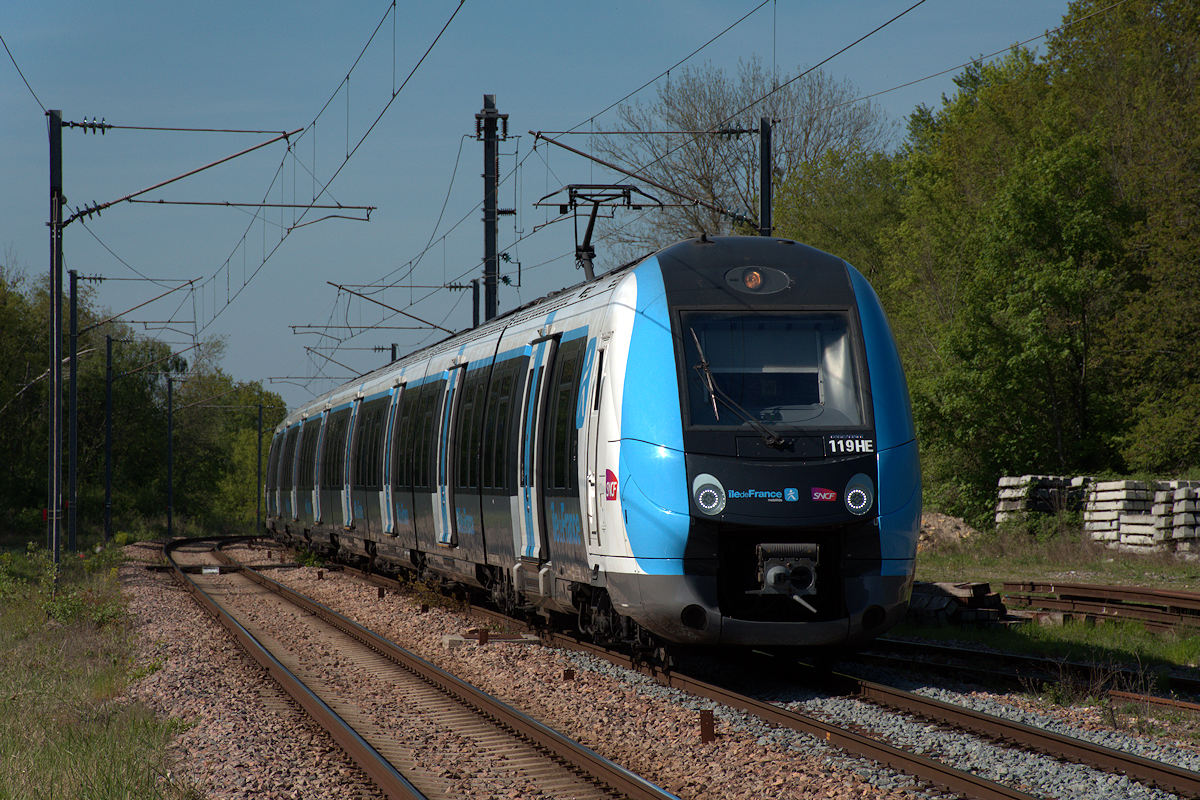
[1002,581,1200,633]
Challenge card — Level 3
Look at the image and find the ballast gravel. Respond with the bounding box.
[120,543,380,799]
[119,542,1200,799]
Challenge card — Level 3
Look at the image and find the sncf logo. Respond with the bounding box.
[605,469,619,501]
[811,487,838,502]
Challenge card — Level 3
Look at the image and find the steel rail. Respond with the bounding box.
[1004,581,1200,630]
[828,672,1200,798]
[215,545,678,800]
[1004,582,1200,612]
[852,643,1200,714]
[336,564,1037,800]
[164,538,427,800]
[316,561,1200,799]
[1005,595,1190,631]
[535,632,1039,800]
[873,637,1200,696]
[1108,690,1200,714]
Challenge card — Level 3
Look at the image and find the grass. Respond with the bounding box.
[0,542,198,800]
[892,617,1200,672]
[915,517,1200,590]
[907,517,1200,743]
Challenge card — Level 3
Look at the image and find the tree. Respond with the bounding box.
[772,147,903,281]
[591,57,892,260]
[0,252,285,540]
[874,49,1144,521]
[0,255,48,528]
[1045,0,1200,472]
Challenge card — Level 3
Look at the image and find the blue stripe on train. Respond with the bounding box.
[619,258,688,575]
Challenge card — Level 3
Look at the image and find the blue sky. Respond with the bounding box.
[3,1,1073,409]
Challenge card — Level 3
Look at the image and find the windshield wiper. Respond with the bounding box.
[690,329,721,421]
[690,328,791,450]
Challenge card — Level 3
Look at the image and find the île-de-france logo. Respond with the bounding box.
[784,488,800,502]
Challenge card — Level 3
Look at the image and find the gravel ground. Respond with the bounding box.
[120,541,1200,799]
[120,543,381,799]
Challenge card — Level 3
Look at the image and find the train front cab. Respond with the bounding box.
[609,237,920,647]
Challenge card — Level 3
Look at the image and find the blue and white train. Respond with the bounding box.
[264,235,921,648]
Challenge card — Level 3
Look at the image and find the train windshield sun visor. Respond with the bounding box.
[683,311,864,431]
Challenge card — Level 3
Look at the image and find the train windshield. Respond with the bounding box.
[682,311,864,429]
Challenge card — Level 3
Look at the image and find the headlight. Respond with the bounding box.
[692,473,726,516]
[844,473,874,515]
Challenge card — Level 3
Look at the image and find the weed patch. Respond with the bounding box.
[0,542,191,799]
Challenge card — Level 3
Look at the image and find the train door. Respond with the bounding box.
[280,424,299,520]
[350,394,389,538]
[312,411,327,524]
[582,344,605,548]
[516,335,558,561]
[265,433,281,520]
[410,376,447,552]
[479,353,528,565]
[433,365,465,547]
[541,335,591,572]
[391,381,427,551]
[297,415,322,528]
[382,384,404,535]
[452,364,491,562]
[342,400,360,528]
[319,406,351,529]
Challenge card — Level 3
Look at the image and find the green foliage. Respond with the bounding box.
[773,147,903,281]
[293,545,325,568]
[0,254,286,539]
[773,3,1200,522]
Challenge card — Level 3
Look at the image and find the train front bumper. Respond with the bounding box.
[606,568,913,647]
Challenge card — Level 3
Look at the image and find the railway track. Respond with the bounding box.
[166,537,677,800]
[858,636,1200,699]
[546,632,1200,800]
[759,654,1200,799]
[319,557,1200,800]
[1003,581,1200,633]
[235,543,1200,800]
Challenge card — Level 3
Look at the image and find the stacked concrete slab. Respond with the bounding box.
[1084,480,1156,549]
[995,475,1200,559]
[994,475,1089,525]
[1153,484,1200,556]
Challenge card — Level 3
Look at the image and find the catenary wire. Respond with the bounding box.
[1,31,46,113]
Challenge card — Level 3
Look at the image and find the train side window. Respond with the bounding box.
[455,367,490,490]
[392,390,414,489]
[411,379,446,489]
[353,398,389,490]
[280,427,299,490]
[266,435,281,493]
[297,417,321,492]
[320,409,351,489]
[545,338,585,491]
[481,369,505,489]
[592,349,605,412]
[369,400,386,489]
[481,356,527,491]
[265,435,282,515]
[501,358,527,491]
